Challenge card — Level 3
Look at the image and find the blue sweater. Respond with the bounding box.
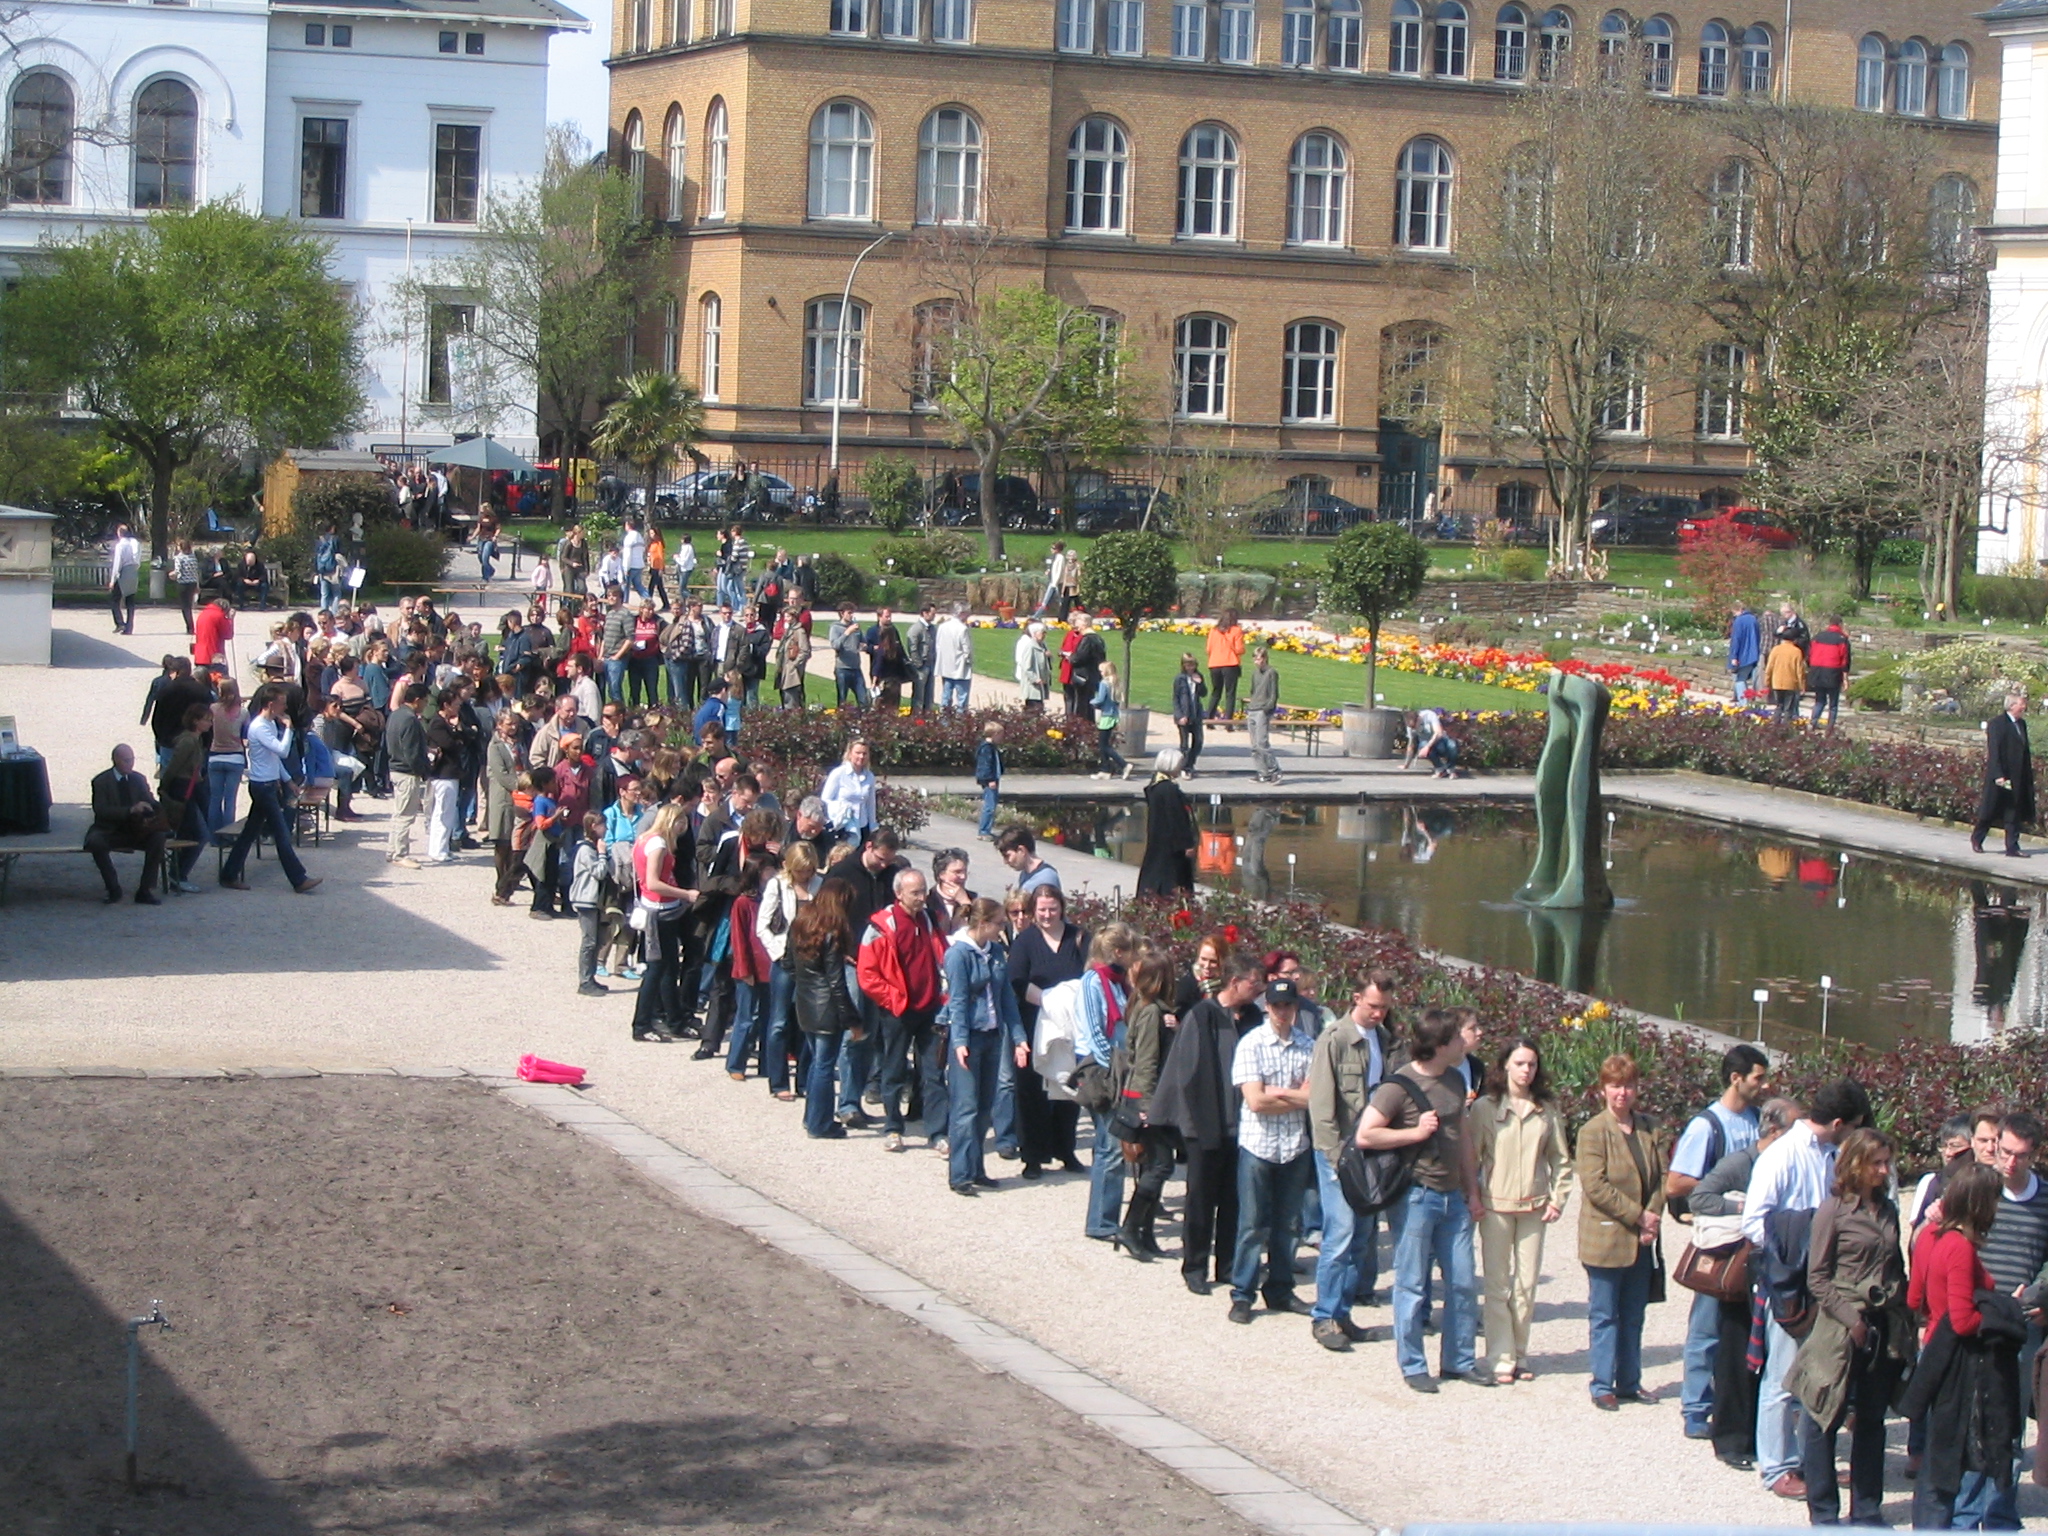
[942,935,1024,1052]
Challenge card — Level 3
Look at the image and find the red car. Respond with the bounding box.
[1677,506,1797,550]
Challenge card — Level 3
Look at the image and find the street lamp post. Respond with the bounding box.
[827,230,895,483]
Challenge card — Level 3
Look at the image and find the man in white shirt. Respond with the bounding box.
[620,519,648,599]
[1742,1079,1871,1500]
[108,524,143,635]
[936,603,974,714]
[1228,979,1315,1325]
[674,535,699,602]
[219,683,322,895]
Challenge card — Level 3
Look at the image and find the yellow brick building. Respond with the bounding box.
[607,0,1997,519]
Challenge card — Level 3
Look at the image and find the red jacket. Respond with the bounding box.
[730,891,771,985]
[193,602,233,667]
[856,902,946,1016]
[1908,1226,1990,1344]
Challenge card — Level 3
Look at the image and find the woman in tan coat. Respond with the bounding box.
[1472,1037,1574,1383]
[1763,637,1807,724]
[1575,1053,1668,1411]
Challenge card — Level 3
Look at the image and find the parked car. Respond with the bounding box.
[1069,483,1172,533]
[651,469,796,520]
[1251,489,1371,537]
[1592,494,1702,546]
[1677,505,1796,550]
[931,472,1046,529]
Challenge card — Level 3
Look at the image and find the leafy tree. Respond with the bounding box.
[1324,522,1430,708]
[1676,517,1768,622]
[293,473,397,539]
[1078,530,1178,704]
[1013,326,1146,531]
[592,370,705,514]
[861,454,924,534]
[0,204,363,558]
[0,419,128,513]
[1447,49,1709,577]
[1164,446,1272,571]
[404,128,660,517]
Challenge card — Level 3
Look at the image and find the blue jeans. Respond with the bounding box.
[947,1032,1001,1188]
[834,668,870,710]
[803,1032,844,1137]
[977,784,998,837]
[221,779,307,889]
[722,979,761,1074]
[317,575,342,611]
[836,1029,871,1118]
[941,676,970,713]
[1585,1246,1654,1399]
[207,756,244,833]
[1953,1471,2023,1529]
[625,567,647,598]
[1231,1149,1312,1306]
[477,541,496,582]
[602,659,626,702]
[1731,663,1755,702]
[1311,1149,1370,1322]
[761,962,796,1094]
[992,1046,1020,1155]
[1085,1108,1125,1240]
[1757,1315,1802,1485]
[1393,1185,1476,1379]
[666,660,697,711]
[1682,1287,1720,1431]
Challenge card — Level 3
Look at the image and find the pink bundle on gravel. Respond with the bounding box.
[517,1054,586,1085]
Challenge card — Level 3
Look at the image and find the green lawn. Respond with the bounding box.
[966,628,1536,714]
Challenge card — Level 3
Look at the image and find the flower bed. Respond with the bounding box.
[1447,704,2011,824]
[1078,888,2042,1168]
[709,704,1097,776]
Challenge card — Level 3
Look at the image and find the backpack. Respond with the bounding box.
[1666,1107,1728,1222]
[1335,1073,1439,1216]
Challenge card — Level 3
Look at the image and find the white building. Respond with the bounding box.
[1979,0,2048,572]
[0,0,587,454]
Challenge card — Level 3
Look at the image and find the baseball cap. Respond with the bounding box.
[1267,978,1300,1007]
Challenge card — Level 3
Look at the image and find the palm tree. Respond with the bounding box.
[591,371,706,516]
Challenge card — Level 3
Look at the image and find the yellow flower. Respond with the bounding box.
[1046,728,1064,739]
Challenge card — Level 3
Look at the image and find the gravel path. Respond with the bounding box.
[1,606,2017,1528]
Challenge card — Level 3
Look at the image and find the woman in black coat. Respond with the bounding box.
[1137,749,1198,898]
[1007,885,1088,1178]
[791,876,864,1140]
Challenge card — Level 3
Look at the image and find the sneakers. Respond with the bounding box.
[619,966,644,980]
[883,1132,905,1152]
[594,964,611,978]
[933,1137,950,1155]
[1312,1318,1352,1352]
[174,879,204,894]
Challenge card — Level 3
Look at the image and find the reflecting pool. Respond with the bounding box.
[1015,798,2047,1050]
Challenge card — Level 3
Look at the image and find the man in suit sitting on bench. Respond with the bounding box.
[85,745,167,905]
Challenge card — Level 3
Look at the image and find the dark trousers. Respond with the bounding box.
[667,659,699,712]
[171,797,206,881]
[222,780,306,888]
[1231,1149,1312,1306]
[493,840,523,901]
[85,824,166,898]
[110,584,135,633]
[676,922,712,1027]
[1181,1142,1241,1283]
[1799,1337,1890,1524]
[880,1005,945,1138]
[911,666,935,716]
[632,911,682,1033]
[1097,727,1126,776]
[1772,688,1801,724]
[575,907,601,985]
[529,841,560,913]
[1015,1055,1078,1166]
[1710,1295,1761,1463]
[699,960,736,1052]
[627,657,660,708]
[177,583,197,634]
[1975,789,2026,854]
[804,1032,845,1137]
[1177,715,1204,772]
[1208,665,1240,720]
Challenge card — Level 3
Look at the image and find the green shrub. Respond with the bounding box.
[810,550,868,608]
[861,455,923,534]
[871,532,978,579]
[1541,639,1573,662]
[257,529,312,597]
[873,576,921,610]
[1877,537,1925,569]
[1965,575,2048,625]
[1432,618,1513,647]
[363,524,449,586]
[292,474,395,538]
[1847,664,1903,711]
[1497,548,1541,582]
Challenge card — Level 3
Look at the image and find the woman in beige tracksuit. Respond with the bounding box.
[1471,1036,1574,1383]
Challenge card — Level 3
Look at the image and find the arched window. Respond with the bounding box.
[1065,117,1128,233]
[1598,9,1630,69]
[1537,8,1572,78]
[1640,16,1672,90]
[1696,343,1746,438]
[1390,0,1424,73]
[1174,315,1231,418]
[1937,43,1970,119]
[1501,141,1552,251]
[663,107,686,220]
[7,72,74,206]
[132,78,198,210]
[1856,34,1887,111]
[808,100,874,220]
[917,107,981,226]
[803,296,865,404]
[1288,132,1347,246]
[1596,342,1646,434]
[1495,5,1529,78]
[1177,123,1238,239]
[622,112,646,218]
[704,98,728,218]
[1434,2,1470,76]
[1929,174,1978,271]
[932,0,970,41]
[1395,136,1453,251]
[699,292,723,400]
[1698,20,1729,95]
[1711,157,1753,268]
[1283,321,1340,423]
[1328,0,1363,68]
[1895,38,1928,116]
[1283,0,1316,66]
[1738,24,1770,93]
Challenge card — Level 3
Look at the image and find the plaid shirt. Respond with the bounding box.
[1231,1020,1315,1163]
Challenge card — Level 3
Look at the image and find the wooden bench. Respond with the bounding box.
[1276,720,1329,757]
[0,839,200,904]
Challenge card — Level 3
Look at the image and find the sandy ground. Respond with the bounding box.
[3,605,2036,1529]
[0,1074,1260,1536]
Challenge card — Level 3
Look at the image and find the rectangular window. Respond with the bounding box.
[1105,0,1141,53]
[433,123,481,223]
[299,117,348,220]
[1218,0,1254,61]
[439,30,458,51]
[830,0,866,32]
[1697,343,1746,438]
[425,302,474,404]
[1058,0,1093,51]
[881,0,916,37]
[1172,2,1204,58]
[932,0,969,41]
[332,24,352,45]
[465,31,484,53]
[305,22,326,44]
[700,296,723,400]
[661,298,680,373]
[1282,5,1314,66]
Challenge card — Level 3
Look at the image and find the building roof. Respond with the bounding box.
[1979,0,2048,23]
[272,0,589,30]
[283,450,391,473]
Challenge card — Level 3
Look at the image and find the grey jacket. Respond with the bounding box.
[1689,1144,1760,1217]
[1246,665,1280,713]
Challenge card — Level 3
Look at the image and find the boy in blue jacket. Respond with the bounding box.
[974,721,1004,838]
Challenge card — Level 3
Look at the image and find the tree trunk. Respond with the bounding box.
[150,456,176,563]
[1364,620,1380,707]
[977,442,1006,563]
[1121,626,1135,707]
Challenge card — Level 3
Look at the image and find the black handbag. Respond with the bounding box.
[1070,1060,1116,1114]
[1336,1075,1438,1216]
